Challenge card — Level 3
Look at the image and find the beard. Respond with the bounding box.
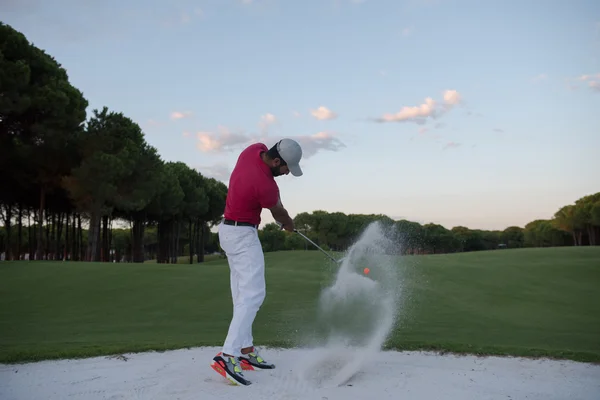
[270,166,284,177]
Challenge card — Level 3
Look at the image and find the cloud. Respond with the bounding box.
[171,111,193,120]
[258,113,277,134]
[196,163,232,183]
[195,126,255,152]
[260,113,276,127]
[310,106,338,120]
[566,73,600,93]
[578,73,600,92]
[493,128,504,133]
[401,26,413,37]
[293,132,346,158]
[194,126,345,159]
[443,90,461,106]
[292,111,301,118]
[377,97,435,124]
[373,90,462,124]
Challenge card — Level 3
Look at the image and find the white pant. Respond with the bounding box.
[218,221,266,357]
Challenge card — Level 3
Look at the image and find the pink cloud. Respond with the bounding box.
[193,126,345,159]
[374,90,462,124]
[195,126,252,152]
[310,106,338,120]
[579,73,600,92]
[259,113,277,133]
[443,90,461,106]
[566,73,600,93]
[170,111,193,120]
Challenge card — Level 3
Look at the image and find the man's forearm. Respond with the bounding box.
[271,207,293,226]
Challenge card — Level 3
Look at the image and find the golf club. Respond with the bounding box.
[295,229,345,263]
[277,222,344,263]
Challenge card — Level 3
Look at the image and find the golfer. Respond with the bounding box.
[210,138,303,386]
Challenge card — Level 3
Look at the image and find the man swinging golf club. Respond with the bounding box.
[211,138,303,386]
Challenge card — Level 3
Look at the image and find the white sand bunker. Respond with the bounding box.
[1,347,599,400]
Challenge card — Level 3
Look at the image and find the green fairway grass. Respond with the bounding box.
[1,247,599,364]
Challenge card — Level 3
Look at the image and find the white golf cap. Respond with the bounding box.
[277,138,303,177]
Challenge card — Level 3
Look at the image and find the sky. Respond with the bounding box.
[2,0,599,231]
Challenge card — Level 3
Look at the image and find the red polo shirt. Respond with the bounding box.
[224,143,280,225]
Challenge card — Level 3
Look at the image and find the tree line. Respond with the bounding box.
[1,23,598,262]
[0,22,228,263]
[257,191,600,255]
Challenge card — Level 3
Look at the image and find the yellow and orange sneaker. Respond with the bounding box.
[210,352,252,386]
[239,347,276,370]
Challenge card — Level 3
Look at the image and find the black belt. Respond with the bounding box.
[223,219,258,228]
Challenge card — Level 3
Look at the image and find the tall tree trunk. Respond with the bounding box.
[1,204,12,261]
[45,210,51,260]
[165,221,171,264]
[170,220,179,264]
[156,222,162,263]
[50,213,56,260]
[587,226,596,246]
[132,216,145,263]
[36,186,46,260]
[64,213,70,261]
[102,215,109,262]
[77,215,83,261]
[159,221,166,264]
[196,218,202,264]
[94,216,102,262]
[108,217,113,262]
[159,220,174,264]
[175,219,181,263]
[87,211,101,262]
[197,219,205,263]
[174,219,179,263]
[17,204,22,261]
[56,212,63,260]
[160,220,169,264]
[189,218,194,264]
[29,210,34,259]
[71,213,77,260]
[572,232,578,246]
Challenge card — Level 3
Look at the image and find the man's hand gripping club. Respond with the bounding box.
[269,197,294,232]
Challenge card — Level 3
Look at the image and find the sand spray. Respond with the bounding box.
[293,220,406,387]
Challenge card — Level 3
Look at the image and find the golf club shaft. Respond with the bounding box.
[276,222,340,263]
[294,229,340,263]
